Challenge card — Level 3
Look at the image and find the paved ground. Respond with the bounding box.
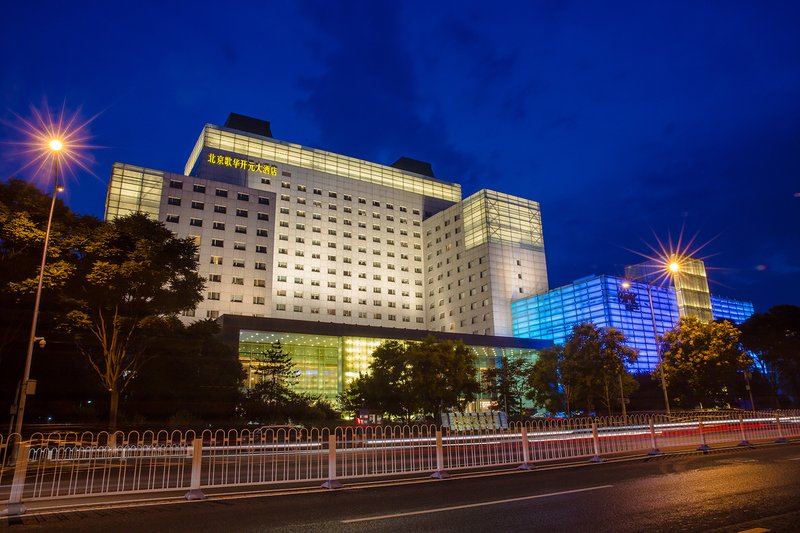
[3,443,800,532]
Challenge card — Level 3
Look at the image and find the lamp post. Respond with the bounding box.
[644,282,672,417]
[622,259,680,418]
[12,139,63,437]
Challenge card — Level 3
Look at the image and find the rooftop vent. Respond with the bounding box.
[224,113,272,138]
[390,157,435,178]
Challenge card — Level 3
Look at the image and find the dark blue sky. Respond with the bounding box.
[2,1,798,312]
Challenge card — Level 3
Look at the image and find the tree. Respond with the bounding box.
[527,324,638,416]
[61,213,204,430]
[124,318,244,425]
[657,317,751,408]
[740,305,800,406]
[0,179,98,424]
[561,323,638,415]
[483,356,532,417]
[526,345,569,414]
[341,337,480,421]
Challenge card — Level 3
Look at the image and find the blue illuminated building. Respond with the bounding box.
[512,273,754,373]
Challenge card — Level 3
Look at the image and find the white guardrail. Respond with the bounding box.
[1,409,799,516]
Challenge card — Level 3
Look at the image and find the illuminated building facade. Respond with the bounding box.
[105,113,551,393]
[511,271,754,373]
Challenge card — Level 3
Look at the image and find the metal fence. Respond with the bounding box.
[2,409,799,516]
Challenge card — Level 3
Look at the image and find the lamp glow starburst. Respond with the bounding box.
[5,101,99,188]
[625,223,721,287]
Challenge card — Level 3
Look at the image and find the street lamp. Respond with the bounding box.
[12,138,63,437]
[622,259,680,417]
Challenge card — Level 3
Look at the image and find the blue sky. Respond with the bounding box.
[2,1,798,312]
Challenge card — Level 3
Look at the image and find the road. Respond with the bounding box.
[3,443,800,532]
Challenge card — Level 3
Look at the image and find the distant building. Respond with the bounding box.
[104,113,551,400]
[511,261,754,373]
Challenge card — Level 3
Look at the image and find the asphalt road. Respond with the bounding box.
[4,443,800,532]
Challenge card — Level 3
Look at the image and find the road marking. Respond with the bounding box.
[787,457,800,461]
[341,484,613,523]
[738,528,770,533]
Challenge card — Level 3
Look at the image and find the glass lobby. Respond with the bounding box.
[237,330,540,402]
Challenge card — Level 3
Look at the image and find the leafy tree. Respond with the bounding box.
[61,213,204,430]
[239,341,341,425]
[341,337,480,421]
[483,356,532,417]
[124,318,244,425]
[740,305,800,406]
[0,179,98,423]
[657,317,751,408]
[526,345,569,414]
[562,323,638,415]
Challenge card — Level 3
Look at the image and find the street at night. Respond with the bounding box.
[5,444,800,532]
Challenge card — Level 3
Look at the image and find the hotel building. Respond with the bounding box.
[105,114,550,399]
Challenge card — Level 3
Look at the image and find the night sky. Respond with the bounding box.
[2,1,798,312]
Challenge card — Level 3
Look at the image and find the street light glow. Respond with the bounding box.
[49,139,63,151]
[669,261,680,273]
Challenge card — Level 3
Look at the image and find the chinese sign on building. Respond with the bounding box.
[207,153,277,176]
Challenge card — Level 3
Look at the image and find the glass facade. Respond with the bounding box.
[512,274,754,373]
[711,295,755,324]
[104,163,163,220]
[186,125,462,203]
[237,329,541,401]
[462,190,544,251]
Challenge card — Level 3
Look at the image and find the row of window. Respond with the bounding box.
[272,304,424,322]
[274,275,424,286]
[276,182,421,213]
[276,204,421,226]
[166,216,269,237]
[169,180,270,204]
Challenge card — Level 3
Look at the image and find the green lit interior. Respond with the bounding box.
[238,329,539,402]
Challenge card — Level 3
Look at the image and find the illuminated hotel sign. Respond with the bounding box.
[207,152,277,176]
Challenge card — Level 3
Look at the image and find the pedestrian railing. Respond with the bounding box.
[2,409,799,516]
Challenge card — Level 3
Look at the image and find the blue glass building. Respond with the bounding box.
[512,274,754,373]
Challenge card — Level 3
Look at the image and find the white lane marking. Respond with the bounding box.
[341,484,613,523]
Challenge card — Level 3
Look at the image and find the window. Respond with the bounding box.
[191,201,204,210]
[254,279,266,287]
[281,181,291,189]
[261,178,271,185]
[236,208,248,217]
[329,191,337,198]
[276,303,286,311]
[214,205,227,214]
[207,310,219,319]
[166,214,179,223]
[237,192,249,201]
[168,197,181,206]
[169,179,183,189]
[192,183,206,193]
[234,242,246,251]
[210,256,222,265]
[216,188,228,197]
[253,296,265,305]
[212,221,225,230]
[313,188,322,195]
[255,262,267,270]
[281,194,290,201]
[207,292,220,301]
[211,239,224,247]
[232,259,245,268]
[208,274,221,282]
[256,245,268,254]
[231,277,244,285]
[189,218,202,227]
[258,196,269,205]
